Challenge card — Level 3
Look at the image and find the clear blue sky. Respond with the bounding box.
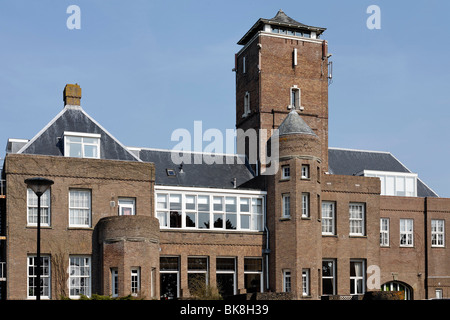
[1,0,449,197]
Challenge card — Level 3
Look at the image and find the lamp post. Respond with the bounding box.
[24,177,54,301]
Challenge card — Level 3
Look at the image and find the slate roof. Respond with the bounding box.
[138,148,255,189]
[328,148,438,197]
[16,105,140,162]
[238,9,326,45]
[278,110,317,137]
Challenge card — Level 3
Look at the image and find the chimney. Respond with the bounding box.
[63,83,81,106]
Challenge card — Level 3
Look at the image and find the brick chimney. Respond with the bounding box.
[63,83,81,106]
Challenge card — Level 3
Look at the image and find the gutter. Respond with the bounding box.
[424,197,429,299]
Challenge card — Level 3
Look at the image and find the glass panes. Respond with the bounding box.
[69,189,91,227]
[27,188,50,226]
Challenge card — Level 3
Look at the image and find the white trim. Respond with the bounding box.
[64,131,101,138]
[8,138,29,143]
[155,185,266,196]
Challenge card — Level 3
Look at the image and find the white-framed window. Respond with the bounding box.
[349,203,365,236]
[216,257,236,297]
[362,170,417,197]
[27,256,51,299]
[155,188,264,231]
[69,256,91,299]
[118,198,136,216]
[302,269,310,296]
[131,267,141,296]
[64,131,100,159]
[243,91,250,116]
[435,289,443,299]
[188,257,208,293]
[400,219,414,247]
[302,193,310,218]
[350,260,365,295]
[431,219,445,247]
[160,256,180,300]
[282,194,290,218]
[27,188,51,226]
[301,164,310,179]
[321,202,335,235]
[322,259,336,295]
[380,218,390,246]
[290,87,300,110]
[281,165,290,179]
[283,270,291,292]
[69,189,91,228]
[111,268,118,298]
[244,258,263,293]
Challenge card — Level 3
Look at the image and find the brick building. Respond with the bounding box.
[0,10,449,300]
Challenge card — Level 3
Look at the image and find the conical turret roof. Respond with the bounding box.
[278,110,317,137]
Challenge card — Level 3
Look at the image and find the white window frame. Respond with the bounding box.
[243,91,250,117]
[435,289,443,299]
[322,259,336,295]
[111,268,119,298]
[431,219,445,247]
[302,193,310,218]
[400,219,414,247]
[290,87,301,110]
[69,256,91,299]
[349,203,365,236]
[118,197,136,216]
[131,267,141,296]
[281,165,290,179]
[321,202,335,235]
[155,187,265,232]
[216,257,237,296]
[27,255,51,299]
[27,188,51,227]
[160,256,180,299]
[350,260,366,295]
[301,164,310,179]
[283,270,291,293]
[380,218,390,246]
[244,258,263,293]
[69,189,92,228]
[64,131,101,159]
[361,170,417,197]
[302,269,310,296]
[282,194,290,218]
[188,256,209,291]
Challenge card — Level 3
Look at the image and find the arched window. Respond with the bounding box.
[381,281,413,300]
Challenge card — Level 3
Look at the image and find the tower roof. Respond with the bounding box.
[238,9,326,45]
[278,110,317,137]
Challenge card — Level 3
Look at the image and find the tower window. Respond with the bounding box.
[291,87,301,110]
[242,56,246,74]
[243,92,250,116]
[301,164,310,179]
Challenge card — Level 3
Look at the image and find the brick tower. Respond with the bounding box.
[235,10,330,174]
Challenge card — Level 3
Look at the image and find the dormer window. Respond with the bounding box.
[64,132,100,159]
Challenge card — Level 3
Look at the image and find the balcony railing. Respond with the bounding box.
[0,262,5,281]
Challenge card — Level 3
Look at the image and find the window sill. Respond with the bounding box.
[349,235,367,239]
[26,225,52,229]
[279,178,290,182]
[68,227,94,231]
[279,217,291,221]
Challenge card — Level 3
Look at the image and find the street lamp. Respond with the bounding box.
[24,177,54,301]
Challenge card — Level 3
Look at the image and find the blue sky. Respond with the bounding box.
[1,0,450,197]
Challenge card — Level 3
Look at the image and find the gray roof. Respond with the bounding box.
[328,148,438,197]
[138,149,255,189]
[278,110,317,137]
[238,9,326,45]
[15,106,140,162]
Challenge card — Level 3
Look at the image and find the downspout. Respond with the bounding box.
[424,197,429,299]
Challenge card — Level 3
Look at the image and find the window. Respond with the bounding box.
[400,219,414,247]
[243,92,250,116]
[64,132,100,159]
[27,256,51,299]
[282,194,290,218]
[431,219,445,247]
[131,268,140,296]
[349,203,365,236]
[118,198,135,216]
[111,268,118,298]
[69,256,91,298]
[301,164,309,179]
[188,257,208,294]
[160,256,179,299]
[27,188,50,226]
[302,193,310,218]
[322,202,335,235]
[435,289,443,299]
[350,260,365,295]
[156,190,264,231]
[302,269,310,296]
[291,87,300,110]
[69,189,91,227]
[322,259,336,295]
[216,257,236,297]
[381,281,412,300]
[293,48,298,66]
[242,56,246,74]
[362,170,417,197]
[380,218,390,246]
[283,270,291,292]
[281,165,290,179]
[244,258,263,293]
